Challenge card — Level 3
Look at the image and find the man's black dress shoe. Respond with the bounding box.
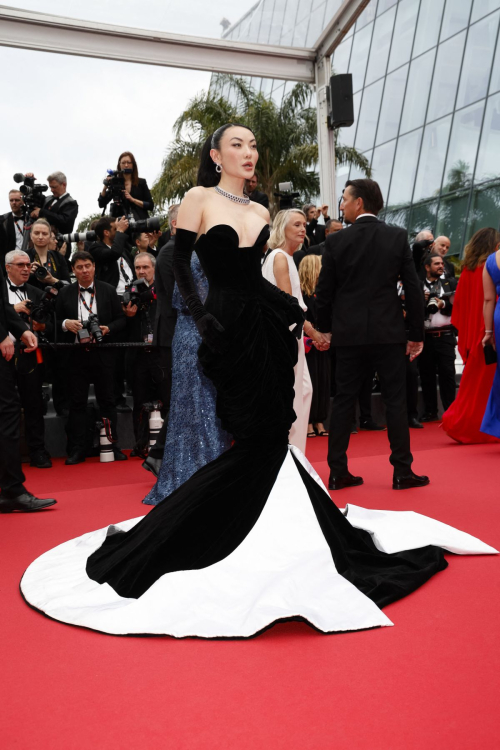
[328,472,364,490]
[0,492,57,512]
[420,413,439,423]
[408,417,423,429]
[113,449,128,461]
[65,453,86,465]
[142,455,162,478]
[30,450,52,469]
[393,472,430,490]
[359,419,386,431]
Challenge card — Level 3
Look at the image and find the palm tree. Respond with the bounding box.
[152,76,370,216]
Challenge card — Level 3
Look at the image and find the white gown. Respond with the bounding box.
[262,249,313,453]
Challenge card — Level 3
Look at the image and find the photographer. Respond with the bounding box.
[30,171,79,235]
[418,253,457,422]
[98,151,153,220]
[134,231,151,254]
[56,251,127,465]
[5,250,52,468]
[0,264,56,511]
[245,173,269,209]
[413,229,434,276]
[1,190,25,256]
[303,203,330,244]
[28,219,71,291]
[89,216,135,292]
[124,252,171,456]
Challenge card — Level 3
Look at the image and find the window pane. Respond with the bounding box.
[466,182,500,242]
[269,0,287,44]
[400,49,435,135]
[383,205,410,228]
[338,91,361,147]
[365,5,397,85]
[408,201,439,239]
[332,35,353,74]
[356,1,378,30]
[440,0,473,42]
[436,190,470,254]
[443,100,485,193]
[475,93,500,182]
[280,0,300,44]
[388,0,419,72]
[371,139,397,201]
[388,128,423,205]
[307,6,329,46]
[355,79,384,151]
[456,12,500,109]
[376,64,408,145]
[350,150,373,180]
[427,32,466,122]
[414,115,453,201]
[490,32,500,94]
[377,0,398,15]
[349,23,373,91]
[413,0,446,57]
[471,0,500,23]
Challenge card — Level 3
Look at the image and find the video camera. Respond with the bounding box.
[13,173,48,212]
[78,313,103,344]
[274,181,301,211]
[103,168,129,204]
[122,278,156,309]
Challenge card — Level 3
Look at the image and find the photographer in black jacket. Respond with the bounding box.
[29,171,78,234]
[124,252,171,457]
[418,253,457,422]
[89,216,135,293]
[98,151,153,220]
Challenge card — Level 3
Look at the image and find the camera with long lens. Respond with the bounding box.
[56,230,97,248]
[13,173,48,212]
[425,280,452,319]
[274,181,301,211]
[77,313,103,344]
[128,217,161,234]
[122,278,156,309]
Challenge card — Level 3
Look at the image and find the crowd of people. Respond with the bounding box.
[1,148,500,513]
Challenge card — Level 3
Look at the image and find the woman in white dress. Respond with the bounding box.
[262,209,321,453]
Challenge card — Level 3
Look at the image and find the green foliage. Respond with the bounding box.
[77,212,102,232]
[152,75,370,216]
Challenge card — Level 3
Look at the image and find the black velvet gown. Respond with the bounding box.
[20,225,496,637]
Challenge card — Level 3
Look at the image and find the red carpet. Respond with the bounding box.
[1,423,499,749]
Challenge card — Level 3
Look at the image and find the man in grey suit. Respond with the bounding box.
[315,179,428,491]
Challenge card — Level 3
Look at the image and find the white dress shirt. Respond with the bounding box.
[6,275,28,340]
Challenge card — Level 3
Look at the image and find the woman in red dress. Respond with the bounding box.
[442,227,500,443]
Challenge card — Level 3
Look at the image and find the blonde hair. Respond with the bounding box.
[299,254,321,297]
[268,209,306,250]
[30,218,51,234]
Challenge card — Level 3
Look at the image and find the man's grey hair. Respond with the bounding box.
[415,229,434,242]
[5,249,30,266]
[134,252,156,267]
[47,171,67,184]
[302,203,315,215]
[168,204,180,224]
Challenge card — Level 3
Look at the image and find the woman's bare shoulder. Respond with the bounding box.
[250,201,270,224]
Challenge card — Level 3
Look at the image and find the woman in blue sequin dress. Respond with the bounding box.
[143,253,231,504]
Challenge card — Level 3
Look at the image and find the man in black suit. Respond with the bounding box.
[56,251,126,465]
[433,236,456,279]
[88,216,135,291]
[29,171,78,235]
[141,204,178,476]
[315,178,428,491]
[5,250,53,468]
[246,174,269,209]
[293,219,343,269]
[0,265,56,512]
[1,190,26,260]
[304,204,330,245]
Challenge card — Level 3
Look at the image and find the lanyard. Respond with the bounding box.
[79,287,96,317]
[14,219,24,236]
[34,251,55,276]
[120,257,132,283]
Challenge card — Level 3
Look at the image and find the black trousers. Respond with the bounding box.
[418,332,456,414]
[328,344,412,477]
[127,346,172,446]
[67,349,117,455]
[331,348,374,423]
[0,355,26,496]
[15,354,46,456]
[406,355,419,419]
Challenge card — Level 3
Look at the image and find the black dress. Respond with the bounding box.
[20,225,496,637]
[303,292,331,425]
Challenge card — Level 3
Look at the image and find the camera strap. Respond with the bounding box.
[34,251,55,276]
[120,257,132,283]
[79,287,96,318]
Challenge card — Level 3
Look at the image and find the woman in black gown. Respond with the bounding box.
[20,125,496,638]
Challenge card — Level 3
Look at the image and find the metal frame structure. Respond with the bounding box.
[0,0,370,209]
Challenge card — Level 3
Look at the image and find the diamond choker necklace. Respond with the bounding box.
[214,185,250,205]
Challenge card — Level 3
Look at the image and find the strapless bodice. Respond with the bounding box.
[194,223,269,292]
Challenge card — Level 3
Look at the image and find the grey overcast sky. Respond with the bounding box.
[0,1,256,223]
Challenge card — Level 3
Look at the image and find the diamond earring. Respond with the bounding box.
[215,164,222,173]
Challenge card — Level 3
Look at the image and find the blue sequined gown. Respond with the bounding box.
[143,253,231,505]
[481,253,500,438]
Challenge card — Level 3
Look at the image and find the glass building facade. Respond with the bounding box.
[217,0,500,255]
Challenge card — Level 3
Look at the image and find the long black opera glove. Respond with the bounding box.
[261,278,305,339]
[173,228,227,353]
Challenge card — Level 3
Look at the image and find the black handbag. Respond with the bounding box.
[484,344,498,365]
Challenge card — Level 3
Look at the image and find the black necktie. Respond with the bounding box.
[9,284,26,292]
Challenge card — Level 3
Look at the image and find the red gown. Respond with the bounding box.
[442,265,500,443]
